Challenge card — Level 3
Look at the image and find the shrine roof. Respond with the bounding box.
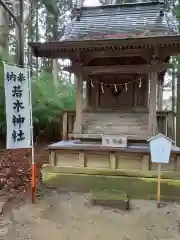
[61,1,178,41]
[29,1,180,58]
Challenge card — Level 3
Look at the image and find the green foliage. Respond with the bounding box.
[32,72,76,125]
[173,5,180,31]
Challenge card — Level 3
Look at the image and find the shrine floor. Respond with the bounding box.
[48,140,180,153]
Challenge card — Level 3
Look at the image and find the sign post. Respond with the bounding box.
[148,134,174,208]
[3,62,36,203]
[157,163,161,208]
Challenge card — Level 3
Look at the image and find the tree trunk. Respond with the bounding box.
[12,1,20,64]
[0,6,9,56]
[35,2,39,78]
[176,74,180,146]
[52,59,59,88]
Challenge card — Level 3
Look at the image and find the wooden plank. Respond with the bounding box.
[148,72,157,136]
[82,63,172,75]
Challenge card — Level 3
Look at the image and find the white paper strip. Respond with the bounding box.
[3,63,31,149]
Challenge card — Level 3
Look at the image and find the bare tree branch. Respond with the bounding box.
[0,0,20,27]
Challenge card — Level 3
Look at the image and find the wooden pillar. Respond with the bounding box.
[133,82,138,107]
[148,71,157,136]
[62,111,68,140]
[85,77,90,110]
[74,73,83,133]
[68,113,74,134]
[157,80,163,111]
[167,112,174,140]
[96,82,100,109]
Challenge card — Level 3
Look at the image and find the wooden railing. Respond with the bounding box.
[62,110,76,140]
[62,110,176,141]
[156,111,175,140]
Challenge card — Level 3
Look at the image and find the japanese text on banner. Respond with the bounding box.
[3,63,31,149]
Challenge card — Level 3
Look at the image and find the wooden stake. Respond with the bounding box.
[157,163,161,208]
[31,161,36,204]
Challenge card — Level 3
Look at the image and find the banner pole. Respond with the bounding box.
[28,68,36,203]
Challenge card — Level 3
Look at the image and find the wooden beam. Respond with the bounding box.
[148,72,157,136]
[82,49,152,64]
[69,133,150,141]
[30,35,180,59]
[82,63,172,75]
[160,46,180,59]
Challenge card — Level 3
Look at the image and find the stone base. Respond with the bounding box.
[91,189,130,210]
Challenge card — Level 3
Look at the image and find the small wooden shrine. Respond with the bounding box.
[30,1,180,198]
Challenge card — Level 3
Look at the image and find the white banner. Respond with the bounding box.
[3,63,31,149]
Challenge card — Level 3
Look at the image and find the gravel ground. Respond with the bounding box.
[1,190,180,240]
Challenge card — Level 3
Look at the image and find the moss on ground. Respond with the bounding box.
[42,165,180,180]
[42,170,180,201]
[92,189,128,201]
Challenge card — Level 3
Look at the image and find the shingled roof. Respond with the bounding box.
[61,0,178,41]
